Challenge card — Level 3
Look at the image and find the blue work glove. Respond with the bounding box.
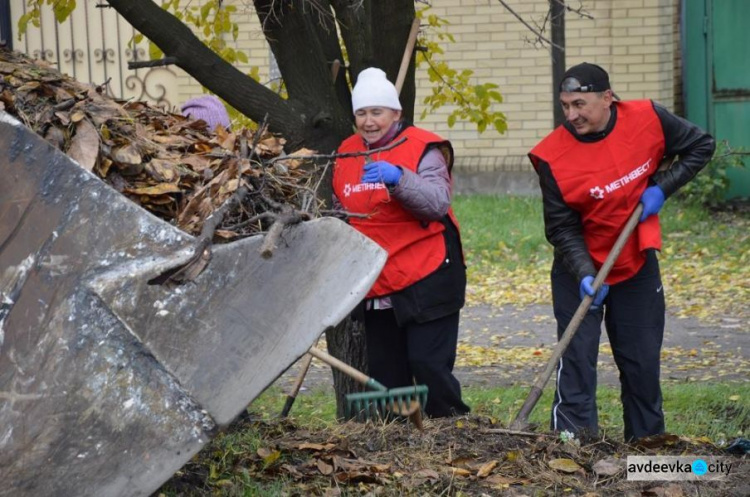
[639,185,665,222]
[579,275,609,311]
[361,160,403,186]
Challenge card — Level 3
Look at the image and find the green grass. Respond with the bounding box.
[462,383,749,442]
[250,382,749,442]
[453,194,549,269]
[452,194,748,270]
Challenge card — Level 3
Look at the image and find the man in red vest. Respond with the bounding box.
[528,63,715,441]
[332,68,470,418]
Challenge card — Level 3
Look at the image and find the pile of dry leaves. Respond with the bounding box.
[0,48,319,240]
[160,415,748,496]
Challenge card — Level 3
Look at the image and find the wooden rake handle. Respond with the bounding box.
[308,346,387,391]
[509,203,644,430]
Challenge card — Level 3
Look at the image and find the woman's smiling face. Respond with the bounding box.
[355,107,402,143]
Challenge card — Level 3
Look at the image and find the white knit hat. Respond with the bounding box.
[351,68,402,113]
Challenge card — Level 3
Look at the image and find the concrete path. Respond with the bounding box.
[277,303,748,393]
[455,303,749,388]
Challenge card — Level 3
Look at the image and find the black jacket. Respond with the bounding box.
[533,101,716,282]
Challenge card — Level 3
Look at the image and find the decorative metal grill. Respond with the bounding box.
[10,0,177,109]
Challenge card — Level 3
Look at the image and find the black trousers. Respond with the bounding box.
[550,250,665,441]
[364,308,470,418]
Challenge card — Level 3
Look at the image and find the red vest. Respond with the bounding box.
[333,126,458,297]
[529,100,665,284]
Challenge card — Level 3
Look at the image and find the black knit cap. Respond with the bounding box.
[559,62,614,94]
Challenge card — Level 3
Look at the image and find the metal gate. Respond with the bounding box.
[7,0,178,109]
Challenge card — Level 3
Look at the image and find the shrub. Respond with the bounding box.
[676,139,747,207]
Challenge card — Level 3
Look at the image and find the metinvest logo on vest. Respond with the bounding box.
[342,181,386,197]
[589,158,653,200]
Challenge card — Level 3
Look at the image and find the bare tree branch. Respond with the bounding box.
[553,0,594,20]
[266,137,407,165]
[495,0,563,50]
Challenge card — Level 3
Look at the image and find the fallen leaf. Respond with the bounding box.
[333,471,379,484]
[636,433,680,449]
[548,458,582,473]
[505,450,522,463]
[125,183,182,196]
[70,110,86,123]
[279,147,316,169]
[316,459,334,475]
[449,455,475,467]
[447,467,471,477]
[44,126,65,150]
[476,460,499,478]
[297,442,334,451]
[484,474,527,486]
[592,458,623,476]
[54,111,70,125]
[643,484,685,497]
[112,143,142,165]
[67,119,100,171]
[256,447,281,467]
[145,158,179,182]
[414,468,440,482]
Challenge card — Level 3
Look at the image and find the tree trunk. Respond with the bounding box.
[325,316,368,420]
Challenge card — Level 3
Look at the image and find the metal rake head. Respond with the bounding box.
[345,385,428,422]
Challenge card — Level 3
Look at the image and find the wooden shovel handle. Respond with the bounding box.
[280,338,319,418]
[510,204,644,430]
[395,18,421,95]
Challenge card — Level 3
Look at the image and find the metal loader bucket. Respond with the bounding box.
[0,112,386,496]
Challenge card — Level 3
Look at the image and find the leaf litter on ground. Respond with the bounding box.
[159,413,749,496]
[465,214,749,326]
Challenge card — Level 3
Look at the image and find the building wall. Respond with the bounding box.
[411,0,677,173]
[11,0,679,174]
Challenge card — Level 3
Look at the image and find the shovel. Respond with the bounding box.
[509,204,644,431]
[0,112,387,496]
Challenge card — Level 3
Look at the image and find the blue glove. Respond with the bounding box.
[639,185,665,222]
[579,275,609,311]
[361,161,403,186]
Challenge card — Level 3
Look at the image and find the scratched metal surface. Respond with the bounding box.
[0,112,386,496]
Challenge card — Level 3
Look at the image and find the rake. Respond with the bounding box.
[307,347,428,426]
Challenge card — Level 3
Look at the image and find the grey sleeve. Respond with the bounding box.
[391,147,452,221]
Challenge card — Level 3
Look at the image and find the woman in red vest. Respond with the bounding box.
[332,68,470,418]
[528,63,715,441]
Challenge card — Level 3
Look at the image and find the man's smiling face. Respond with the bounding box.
[559,90,613,135]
